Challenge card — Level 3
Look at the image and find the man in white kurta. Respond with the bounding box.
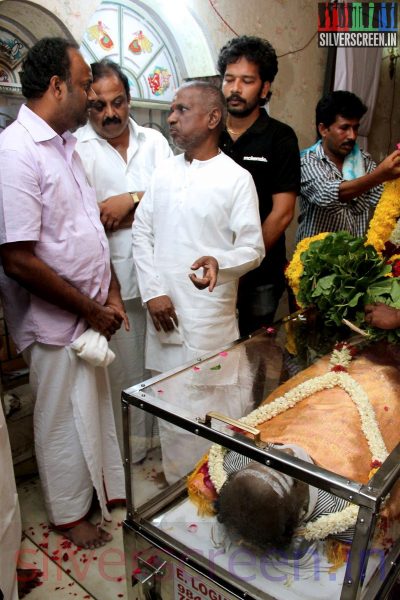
[75,59,172,462]
[132,82,264,481]
[133,149,264,371]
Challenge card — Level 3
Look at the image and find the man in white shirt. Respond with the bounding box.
[75,60,172,462]
[133,81,264,372]
[132,82,264,482]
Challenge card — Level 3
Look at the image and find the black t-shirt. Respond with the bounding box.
[220,111,300,286]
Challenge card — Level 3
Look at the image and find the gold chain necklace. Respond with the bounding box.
[227,125,247,137]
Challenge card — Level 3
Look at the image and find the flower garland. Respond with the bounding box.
[285,232,329,302]
[386,254,400,278]
[287,179,400,303]
[365,178,400,254]
[389,219,400,248]
[207,343,388,541]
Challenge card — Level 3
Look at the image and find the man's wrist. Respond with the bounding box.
[129,192,141,209]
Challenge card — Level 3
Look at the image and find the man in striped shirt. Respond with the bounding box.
[296,91,400,243]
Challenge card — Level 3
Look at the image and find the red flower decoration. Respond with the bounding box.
[370,459,382,468]
[331,365,347,372]
[227,425,245,433]
[392,260,400,277]
[333,342,346,350]
[383,241,400,259]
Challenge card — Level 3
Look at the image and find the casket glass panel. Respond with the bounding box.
[122,314,400,600]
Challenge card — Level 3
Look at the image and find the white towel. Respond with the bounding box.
[70,329,115,367]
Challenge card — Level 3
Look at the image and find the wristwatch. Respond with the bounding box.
[129,192,141,206]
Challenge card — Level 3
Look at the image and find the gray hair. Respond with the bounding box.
[178,80,227,130]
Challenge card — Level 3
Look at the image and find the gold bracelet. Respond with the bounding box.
[129,192,140,208]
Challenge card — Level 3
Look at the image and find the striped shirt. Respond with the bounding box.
[224,446,354,543]
[296,143,382,243]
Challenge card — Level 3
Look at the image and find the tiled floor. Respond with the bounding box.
[17,447,166,600]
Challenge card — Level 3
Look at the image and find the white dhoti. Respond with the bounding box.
[24,343,125,527]
[107,298,154,463]
[0,403,21,600]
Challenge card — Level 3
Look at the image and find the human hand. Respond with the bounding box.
[375,150,400,182]
[105,299,130,332]
[147,295,178,332]
[85,302,123,340]
[364,303,400,330]
[189,256,219,292]
[99,193,136,232]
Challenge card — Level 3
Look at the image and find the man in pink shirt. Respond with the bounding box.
[0,38,127,549]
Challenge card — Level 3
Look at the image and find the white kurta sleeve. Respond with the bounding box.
[132,180,168,303]
[215,172,265,285]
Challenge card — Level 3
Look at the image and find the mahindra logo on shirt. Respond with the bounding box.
[243,156,268,162]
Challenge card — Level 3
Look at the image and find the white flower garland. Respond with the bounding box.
[329,346,352,369]
[208,345,388,541]
[389,218,400,247]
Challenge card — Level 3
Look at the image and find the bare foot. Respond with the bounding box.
[61,521,113,549]
[17,568,43,598]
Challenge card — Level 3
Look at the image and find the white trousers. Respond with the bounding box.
[0,403,20,600]
[24,343,125,527]
[108,298,154,463]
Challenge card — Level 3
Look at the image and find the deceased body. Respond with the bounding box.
[188,340,400,553]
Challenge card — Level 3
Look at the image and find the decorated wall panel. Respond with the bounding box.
[0,29,27,84]
[81,1,181,104]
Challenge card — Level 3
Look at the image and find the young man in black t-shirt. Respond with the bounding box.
[218,36,300,335]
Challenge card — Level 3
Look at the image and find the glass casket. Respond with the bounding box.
[121,312,400,600]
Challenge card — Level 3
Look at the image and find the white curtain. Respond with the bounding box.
[334,47,382,150]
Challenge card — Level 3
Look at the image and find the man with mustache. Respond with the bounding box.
[75,59,171,463]
[218,36,300,336]
[296,90,400,242]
